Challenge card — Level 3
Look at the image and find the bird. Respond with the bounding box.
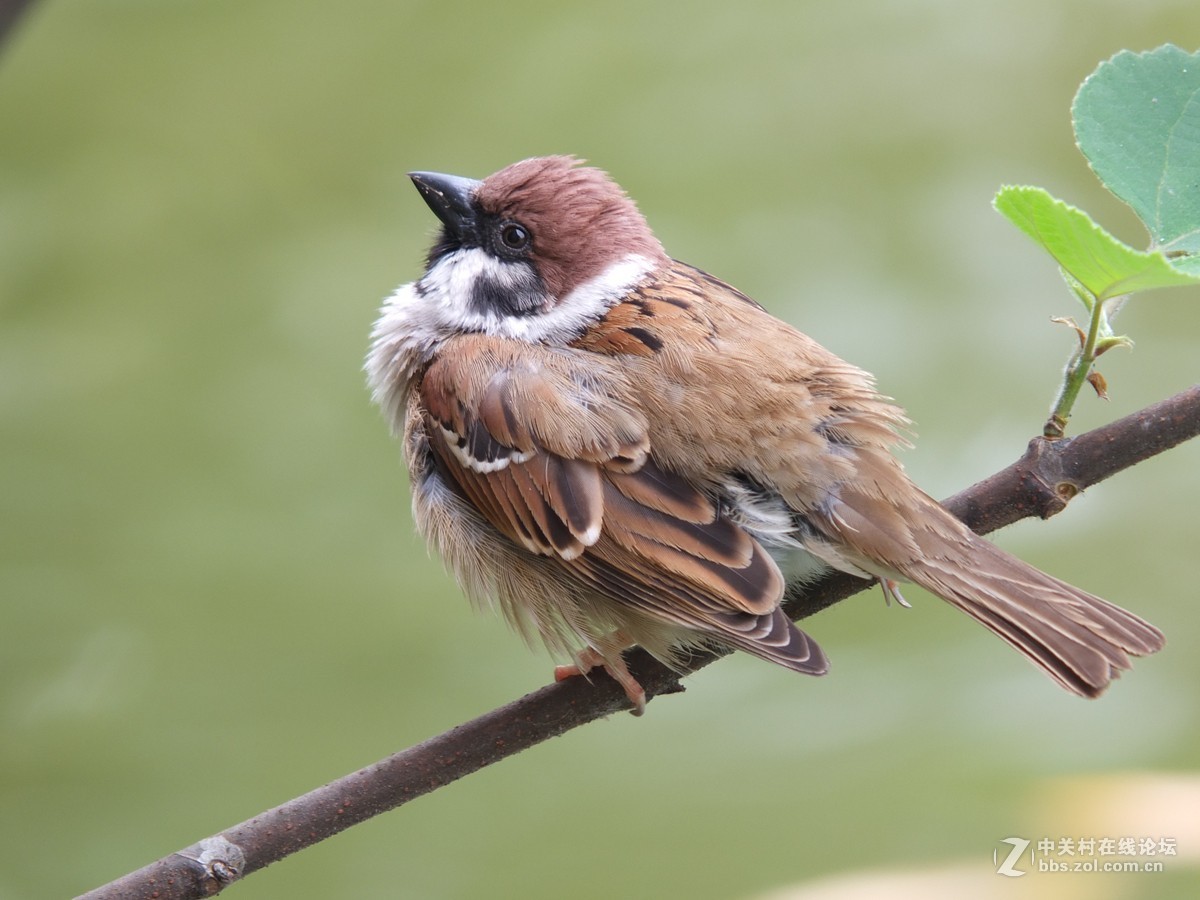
[366,155,1164,715]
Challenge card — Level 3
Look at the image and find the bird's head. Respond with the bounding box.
[367,156,666,424]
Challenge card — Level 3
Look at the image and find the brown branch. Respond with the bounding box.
[76,384,1200,900]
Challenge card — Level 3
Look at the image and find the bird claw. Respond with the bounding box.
[554,645,646,715]
[880,578,911,608]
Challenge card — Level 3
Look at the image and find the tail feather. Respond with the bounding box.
[817,481,1165,697]
[912,534,1164,697]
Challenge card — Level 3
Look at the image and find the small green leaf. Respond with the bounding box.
[994,185,1200,300]
[1095,334,1134,356]
[1073,45,1200,256]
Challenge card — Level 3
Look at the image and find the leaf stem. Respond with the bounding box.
[1044,291,1105,438]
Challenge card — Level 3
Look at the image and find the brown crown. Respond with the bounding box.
[475,156,668,301]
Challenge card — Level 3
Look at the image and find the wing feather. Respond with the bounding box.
[416,333,821,670]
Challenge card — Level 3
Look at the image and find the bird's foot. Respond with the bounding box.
[880,578,911,608]
[554,641,646,716]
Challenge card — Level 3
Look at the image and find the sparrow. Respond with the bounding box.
[367,155,1164,715]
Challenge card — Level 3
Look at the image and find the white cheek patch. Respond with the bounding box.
[491,251,657,344]
[404,248,657,346]
[548,253,658,336]
[419,248,535,314]
[558,254,658,309]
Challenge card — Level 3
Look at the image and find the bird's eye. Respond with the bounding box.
[498,222,531,252]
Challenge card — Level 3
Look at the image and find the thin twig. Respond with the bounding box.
[77,384,1200,900]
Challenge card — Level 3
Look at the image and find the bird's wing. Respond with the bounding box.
[417,332,825,672]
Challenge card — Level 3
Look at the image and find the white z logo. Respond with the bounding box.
[994,837,1031,877]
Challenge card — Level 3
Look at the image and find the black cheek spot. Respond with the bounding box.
[470,268,547,317]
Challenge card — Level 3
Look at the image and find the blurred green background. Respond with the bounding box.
[2,2,1199,898]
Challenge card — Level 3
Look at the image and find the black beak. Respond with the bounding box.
[409,171,482,240]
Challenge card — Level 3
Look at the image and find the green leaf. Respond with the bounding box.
[993,185,1200,300]
[1073,45,1200,256]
